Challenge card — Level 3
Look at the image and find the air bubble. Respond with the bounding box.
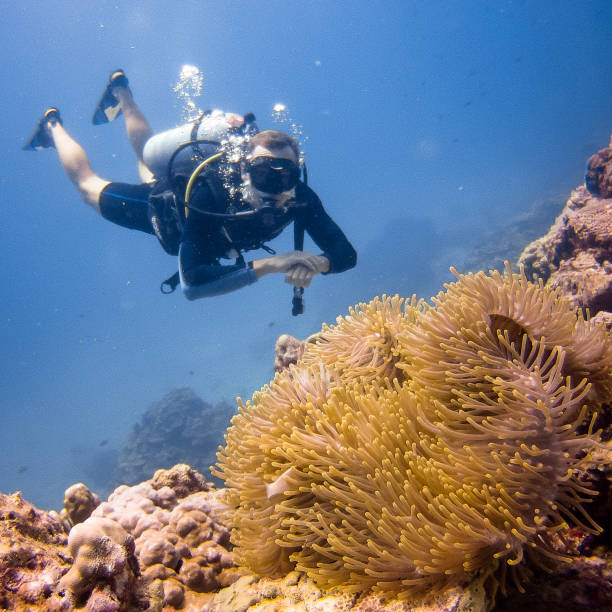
[173,64,205,123]
[270,103,309,164]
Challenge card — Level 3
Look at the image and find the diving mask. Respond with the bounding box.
[246,156,300,194]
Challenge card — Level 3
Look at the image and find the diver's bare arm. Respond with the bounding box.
[251,251,329,280]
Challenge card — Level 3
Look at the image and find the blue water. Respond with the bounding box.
[2,1,611,510]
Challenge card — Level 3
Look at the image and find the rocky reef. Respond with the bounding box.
[0,492,71,609]
[518,136,612,319]
[114,388,234,487]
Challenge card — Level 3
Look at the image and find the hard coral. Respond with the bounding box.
[57,516,138,610]
[210,570,488,612]
[0,492,70,611]
[274,333,309,373]
[60,482,101,528]
[586,135,612,198]
[214,266,612,599]
[92,464,237,610]
[518,174,612,316]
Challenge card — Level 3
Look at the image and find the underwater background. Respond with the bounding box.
[1,0,612,510]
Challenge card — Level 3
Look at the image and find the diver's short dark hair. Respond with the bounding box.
[247,130,300,159]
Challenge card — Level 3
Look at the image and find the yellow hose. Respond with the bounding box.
[184,152,223,204]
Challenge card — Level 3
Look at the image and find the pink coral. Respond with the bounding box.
[586,135,612,198]
[0,465,240,610]
[2,455,612,610]
[57,516,138,610]
[0,492,70,611]
[273,333,308,372]
[60,483,101,528]
[519,139,612,315]
[273,332,323,373]
[91,464,237,609]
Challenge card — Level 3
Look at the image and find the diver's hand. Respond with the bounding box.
[285,264,315,288]
[276,251,329,273]
[252,251,329,279]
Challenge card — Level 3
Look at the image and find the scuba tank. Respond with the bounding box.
[142,109,258,178]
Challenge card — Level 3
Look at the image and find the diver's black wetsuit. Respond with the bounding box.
[98,180,356,299]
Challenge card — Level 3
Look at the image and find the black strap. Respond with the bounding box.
[291,163,308,316]
[292,217,305,316]
[160,271,181,294]
[261,244,277,255]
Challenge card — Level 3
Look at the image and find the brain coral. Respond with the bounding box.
[214,265,612,598]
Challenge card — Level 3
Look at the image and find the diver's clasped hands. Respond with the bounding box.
[252,250,330,287]
[279,251,330,288]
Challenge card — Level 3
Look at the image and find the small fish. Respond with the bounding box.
[99,439,108,447]
[17,465,29,474]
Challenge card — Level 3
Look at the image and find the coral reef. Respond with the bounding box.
[586,135,612,198]
[211,570,488,612]
[114,388,234,487]
[274,333,310,373]
[58,483,101,529]
[6,143,612,608]
[57,516,139,610]
[214,266,612,599]
[2,456,612,610]
[518,136,612,314]
[495,549,612,611]
[0,492,70,610]
[91,464,238,609]
[0,466,243,611]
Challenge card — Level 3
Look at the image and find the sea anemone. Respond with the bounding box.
[214,265,612,598]
[398,264,612,411]
[301,294,418,385]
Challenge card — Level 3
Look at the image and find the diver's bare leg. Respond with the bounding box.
[113,85,155,183]
[48,122,110,213]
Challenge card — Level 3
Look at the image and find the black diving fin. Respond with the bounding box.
[92,69,129,125]
[22,107,61,150]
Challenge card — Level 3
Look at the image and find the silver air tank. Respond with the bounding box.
[142,110,252,179]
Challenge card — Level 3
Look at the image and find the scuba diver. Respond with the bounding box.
[23,70,356,312]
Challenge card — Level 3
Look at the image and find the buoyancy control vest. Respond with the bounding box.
[147,110,308,315]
